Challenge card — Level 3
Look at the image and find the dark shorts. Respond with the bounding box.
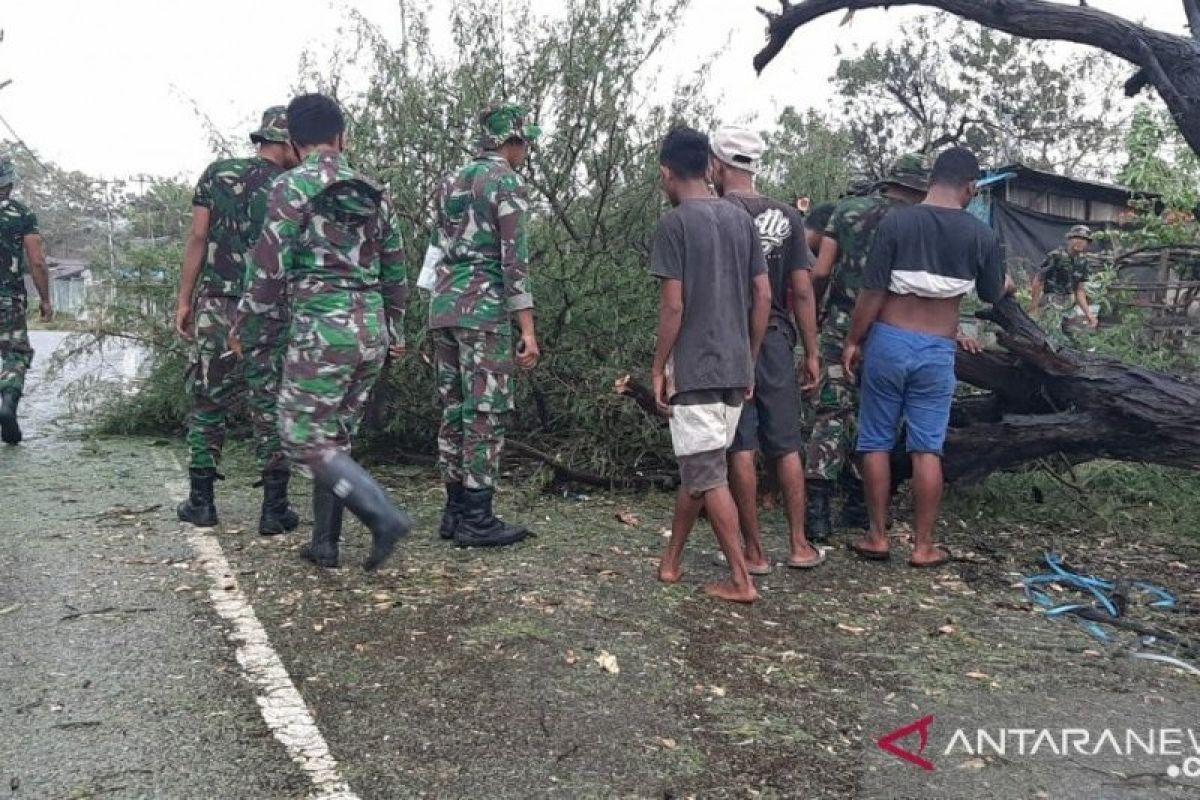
[856,322,957,456]
[730,326,804,458]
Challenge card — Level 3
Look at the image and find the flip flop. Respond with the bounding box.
[786,546,828,570]
[909,545,953,569]
[712,551,773,576]
[849,540,891,562]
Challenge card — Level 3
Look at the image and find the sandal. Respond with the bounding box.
[849,540,891,562]
[909,545,953,569]
[786,546,828,570]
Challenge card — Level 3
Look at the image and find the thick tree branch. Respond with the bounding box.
[1185,0,1200,40]
[753,0,1200,157]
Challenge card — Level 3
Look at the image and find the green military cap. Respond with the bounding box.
[479,103,542,150]
[1067,224,1093,242]
[0,156,14,187]
[250,105,289,145]
[883,152,931,192]
[846,172,877,196]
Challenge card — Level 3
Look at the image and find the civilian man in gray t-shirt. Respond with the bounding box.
[650,127,771,604]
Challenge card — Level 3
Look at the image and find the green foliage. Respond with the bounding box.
[833,14,1126,177]
[1118,104,1200,213]
[759,107,853,205]
[299,0,710,476]
[947,461,1200,542]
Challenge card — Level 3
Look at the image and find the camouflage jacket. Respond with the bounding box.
[1039,248,1093,296]
[192,156,286,297]
[429,151,533,333]
[820,191,903,342]
[235,151,408,345]
[0,197,38,299]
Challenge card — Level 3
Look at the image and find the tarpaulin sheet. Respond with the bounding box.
[991,199,1111,275]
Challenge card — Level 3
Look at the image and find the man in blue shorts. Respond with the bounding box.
[841,147,1008,567]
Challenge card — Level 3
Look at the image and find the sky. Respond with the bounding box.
[0,1,1190,181]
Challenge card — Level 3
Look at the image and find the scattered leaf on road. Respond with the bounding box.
[595,650,620,674]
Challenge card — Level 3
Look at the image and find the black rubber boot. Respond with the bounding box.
[310,452,411,572]
[300,483,343,568]
[177,468,219,527]
[805,480,834,544]
[839,474,870,531]
[439,483,465,540]
[454,488,531,548]
[258,471,301,536]
[0,390,22,445]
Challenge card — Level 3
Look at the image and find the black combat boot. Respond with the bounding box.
[839,474,870,531]
[309,452,412,572]
[805,480,834,544]
[177,468,219,527]
[258,470,301,536]
[439,482,466,540]
[0,390,22,445]
[300,483,344,568]
[454,488,530,548]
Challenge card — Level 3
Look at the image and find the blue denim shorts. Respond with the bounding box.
[856,322,957,456]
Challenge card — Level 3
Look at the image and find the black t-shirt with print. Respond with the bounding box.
[723,192,812,337]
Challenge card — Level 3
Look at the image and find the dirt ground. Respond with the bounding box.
[200,447,1200,799]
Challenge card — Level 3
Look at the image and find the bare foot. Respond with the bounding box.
[658,561,683,584]
[704,580,759,604]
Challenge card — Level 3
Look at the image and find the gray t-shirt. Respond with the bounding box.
[650,198,767,396]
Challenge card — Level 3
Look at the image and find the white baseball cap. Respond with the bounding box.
[711,125,766,174]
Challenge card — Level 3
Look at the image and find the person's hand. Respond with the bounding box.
[39,300,54,323]
[955,333,983,354]
[175,302,194,342]
[841,342,862,384]
[745,383,756,402]
[1085,315,1099,330]
[516,334,540,370]
[801,354,821,392]
[227,333,244,360]
[652,368,672,417]
[388,342,407,360]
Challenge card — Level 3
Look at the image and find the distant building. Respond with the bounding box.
[970,163,1152,274]
[25,256,93,315]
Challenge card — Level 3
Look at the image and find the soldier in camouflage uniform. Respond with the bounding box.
[233,93,412,572]
[1031,225,1099,342]
[0,156,53,445]
[803,154,930,540]
[429,104,542,548]
[174,106,301,533]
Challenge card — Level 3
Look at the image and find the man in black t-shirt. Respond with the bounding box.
[710,126,824,572]
[843,147,1008,568]
[650,127,772,604]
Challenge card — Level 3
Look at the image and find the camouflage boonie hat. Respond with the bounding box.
[846,172,877,196]
[883,153,931,192]
[1067,224,1093,241]
[0,156,14,187]
[250,105,289,145]
[479,103,542,150]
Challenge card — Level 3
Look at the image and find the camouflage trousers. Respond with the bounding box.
[0,295,32,395]
[184,295,288,473]
[433,327,514,490]
[802,342,859,483]
[278,306,387,474]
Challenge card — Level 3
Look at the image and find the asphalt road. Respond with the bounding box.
[0,332,310,799]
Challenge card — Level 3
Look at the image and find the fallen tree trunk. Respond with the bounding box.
[617,296,1200,484]
[942,296,1200,483]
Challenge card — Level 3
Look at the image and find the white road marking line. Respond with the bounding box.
[161,453,360,800]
